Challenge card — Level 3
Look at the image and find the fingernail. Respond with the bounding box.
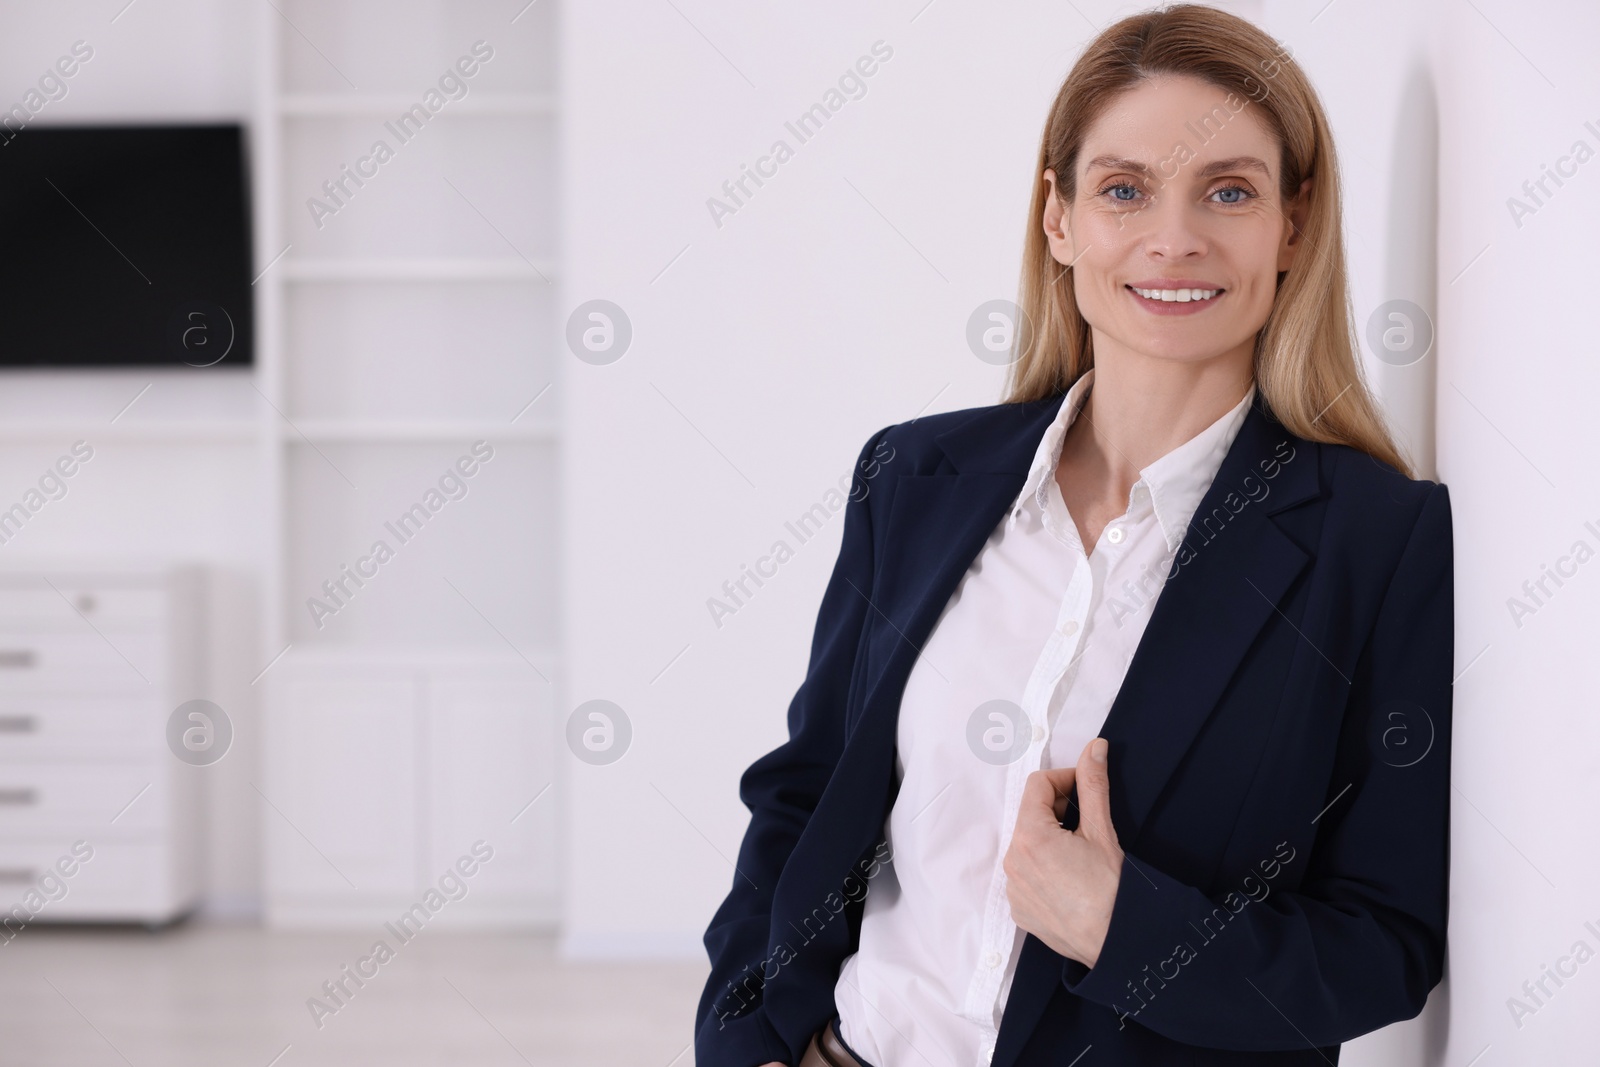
[1091,738,1107,763]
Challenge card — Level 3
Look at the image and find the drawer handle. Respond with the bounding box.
[0,868,33,884]
[0,715,35,734]
[0,788,37,806]
[0,650,34,669]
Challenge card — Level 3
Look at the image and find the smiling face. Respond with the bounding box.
[1043,74,1310,373]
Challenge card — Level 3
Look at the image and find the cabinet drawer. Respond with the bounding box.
[0,633,166,693]
[0,839,177,922]
[0,587,166,631]
[0,764,166,832]
[0,695,165,756]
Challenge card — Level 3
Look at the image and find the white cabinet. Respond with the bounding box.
[265,648,557,927]
[0,566,203,925]
[427,669,556,921]
[271,673,419,898]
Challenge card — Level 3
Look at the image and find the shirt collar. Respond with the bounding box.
[1007,368,1256,552]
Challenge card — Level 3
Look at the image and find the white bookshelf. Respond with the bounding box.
[251,0,561,928]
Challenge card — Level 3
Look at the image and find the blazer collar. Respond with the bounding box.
[997,371,1260,553]
[930,390,1069,475]
[931,382,1319,506]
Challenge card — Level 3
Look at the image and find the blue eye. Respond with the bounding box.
[1212,184,1254,204]
[1097,183,1142,203]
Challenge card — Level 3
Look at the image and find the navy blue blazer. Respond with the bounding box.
[696,388,1453,1067]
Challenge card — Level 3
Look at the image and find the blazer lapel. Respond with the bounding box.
[992,397,1321,1067]
[1099,398,1319,841]
[848,395,1067,741]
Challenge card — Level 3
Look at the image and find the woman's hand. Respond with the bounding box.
[1003,736,1125,969]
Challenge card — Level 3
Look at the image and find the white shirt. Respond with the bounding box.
[832,369,1255,1067]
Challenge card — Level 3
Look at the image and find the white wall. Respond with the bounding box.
[1435,3,1600,1062]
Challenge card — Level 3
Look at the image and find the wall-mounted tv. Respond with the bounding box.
[0,124,252,368]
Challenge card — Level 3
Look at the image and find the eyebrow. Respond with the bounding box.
[1083,154,1273,181]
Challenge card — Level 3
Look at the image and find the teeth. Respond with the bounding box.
[1132,287,1220,302]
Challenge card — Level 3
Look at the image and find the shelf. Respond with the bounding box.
[278,420,558,443]
[280,258,556,283]
[0,422,259,443]
[279,92,557,117]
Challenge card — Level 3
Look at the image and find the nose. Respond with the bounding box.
[1131,192,1209,260]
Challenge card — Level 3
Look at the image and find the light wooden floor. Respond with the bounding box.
[0,922,710,1066]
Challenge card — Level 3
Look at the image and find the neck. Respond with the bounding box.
[1067,341,1255,485]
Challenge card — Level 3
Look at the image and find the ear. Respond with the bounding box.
[1277,176,1314,272]
[1042,167,1079,268]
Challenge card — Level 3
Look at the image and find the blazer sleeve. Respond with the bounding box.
[694,424,895,1067]
[1060,482,1454,1051]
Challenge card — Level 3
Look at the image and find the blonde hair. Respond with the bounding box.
[1006,3,1411,477]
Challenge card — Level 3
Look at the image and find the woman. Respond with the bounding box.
[697,6,1453,1066]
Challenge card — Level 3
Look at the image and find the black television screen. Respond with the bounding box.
[0,124,253,367]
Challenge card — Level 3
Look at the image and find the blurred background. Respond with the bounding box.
[0,0,1594,1063]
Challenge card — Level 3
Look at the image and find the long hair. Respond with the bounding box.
[1006,3,1411,477]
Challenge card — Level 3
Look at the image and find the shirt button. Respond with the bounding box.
[982,1043,995,1064]
[982,950,1001,968]
[1106,525,1125,544]
[1059,619,1079,636]
[1031,723,1045,743]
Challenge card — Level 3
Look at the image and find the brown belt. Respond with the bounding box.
[800,1015,869,1067]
